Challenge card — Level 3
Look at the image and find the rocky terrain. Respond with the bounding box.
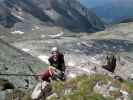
[0,0,133,100]
[0,39,47,99]
[0,20,132,99]
[0,0,104,33]
[7,22,133,99]
[8,22,133,80]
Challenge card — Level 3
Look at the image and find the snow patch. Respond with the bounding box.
[68,73,77,78]
[41,35,46,38]
[14,15,24,20]
[45,10,54,16]
[11,12,24,20]
[48,32,64,38]
[34,26,41,30]
[38,55,49,64]
[22,48,31,52]
[32,25,41,30]
[32,28,35,31]
[11,30,24,35]
[74,49,81,53]
[89,55,103,65]
[77,67,95,75]
[67,61,75,67]
[81,41,93,47]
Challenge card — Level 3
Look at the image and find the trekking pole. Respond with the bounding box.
[0,73,41,77]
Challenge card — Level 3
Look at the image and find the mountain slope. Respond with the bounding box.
[80,0,133,24]
[0,0,105,32]
[0,39,46,89]
[0,3,20,28]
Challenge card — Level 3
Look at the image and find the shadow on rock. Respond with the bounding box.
[0,78,14,91]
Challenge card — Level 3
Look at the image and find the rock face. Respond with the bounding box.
[0,39,46,89]
[0,0,104,32]
[0,3,20,28]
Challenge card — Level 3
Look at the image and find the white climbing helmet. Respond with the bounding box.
[51,47,58,52]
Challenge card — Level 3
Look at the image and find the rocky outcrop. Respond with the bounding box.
[0,39,46,89]
[49,0,105,32]
[0,3,20,28]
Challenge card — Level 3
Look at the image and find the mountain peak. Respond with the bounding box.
[0,0,105,32]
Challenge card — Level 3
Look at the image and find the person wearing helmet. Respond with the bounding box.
[48,47,65,80]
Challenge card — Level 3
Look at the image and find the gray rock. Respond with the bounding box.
[93,81,119,98]
[0,91,6,100]
[0,39,46,89]
[120,90,131,100]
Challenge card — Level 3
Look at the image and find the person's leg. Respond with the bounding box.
[52,72,62,81]
[31,81,49,99]
[31,82,42,99]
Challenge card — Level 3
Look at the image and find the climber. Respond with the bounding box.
[31,67,54,100]
[48,47,66,81]
[102,52,116,73]
[31,47,66,99]
[37,67,55,82]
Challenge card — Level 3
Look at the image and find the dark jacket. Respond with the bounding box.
[48,53,65,72]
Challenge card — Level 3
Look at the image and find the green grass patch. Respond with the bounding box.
[121,80,133,93]
[6,74,133,100]
[51,74,112,100]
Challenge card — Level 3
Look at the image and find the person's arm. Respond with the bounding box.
[48,57,52,66]
[48,57,56,75]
